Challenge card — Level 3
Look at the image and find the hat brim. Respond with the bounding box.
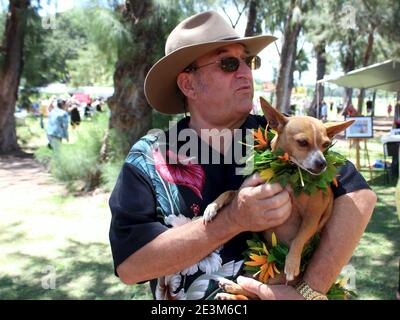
[145,35,277,114]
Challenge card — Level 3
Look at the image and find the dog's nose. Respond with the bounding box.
[315,158,327,171]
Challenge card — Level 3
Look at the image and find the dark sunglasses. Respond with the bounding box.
[185,55,261,73]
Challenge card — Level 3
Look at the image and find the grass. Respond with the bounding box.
[0,191,152,300]
[330,138,399,300]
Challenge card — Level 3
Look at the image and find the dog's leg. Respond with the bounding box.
[203,190,237,225]
[216,278,260,300]
[285,194,328,281]
[284,217,319,281]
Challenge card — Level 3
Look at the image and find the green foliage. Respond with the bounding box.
[66,43,114,86]
[245,127,346,196]
[20,9,87,88]
[43,113,108,191]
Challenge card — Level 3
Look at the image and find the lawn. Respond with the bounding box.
[331,137,399,300]
[0,191,152,300]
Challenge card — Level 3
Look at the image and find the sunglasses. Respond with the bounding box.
[185,55,261,73]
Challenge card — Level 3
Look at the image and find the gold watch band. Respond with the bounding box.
[294,280,328,300]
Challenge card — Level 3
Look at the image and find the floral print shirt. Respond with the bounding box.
[109,114,370,300]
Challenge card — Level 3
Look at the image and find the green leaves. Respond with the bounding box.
[249,127,347,197]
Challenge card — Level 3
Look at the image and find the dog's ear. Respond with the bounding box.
[259,97,288,132]
[324,120,355,138]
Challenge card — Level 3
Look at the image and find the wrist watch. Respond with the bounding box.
[294,279,328,300]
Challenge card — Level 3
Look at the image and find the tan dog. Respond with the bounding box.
[203,97,354,299]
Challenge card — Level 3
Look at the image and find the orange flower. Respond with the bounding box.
[244,254,267,266]
[278,152,289,161]
[333,174,340,187]
[253,127,269,149]
[245,233,281,284]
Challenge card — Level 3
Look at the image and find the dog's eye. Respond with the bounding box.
[297,140,308,147]
[322,142,330,149]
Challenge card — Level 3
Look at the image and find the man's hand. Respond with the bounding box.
[236,276,304,300]
[226,173,292,232]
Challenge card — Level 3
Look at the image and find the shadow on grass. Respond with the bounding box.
[0,239,152,300]
[348,170,400,299]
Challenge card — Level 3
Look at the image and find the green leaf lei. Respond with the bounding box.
[242,126,347,196]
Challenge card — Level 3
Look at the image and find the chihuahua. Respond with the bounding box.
[203,97,354,299]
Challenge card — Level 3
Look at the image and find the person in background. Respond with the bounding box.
[394,102,400,129]
[69,100,81,129]
[388,104,393,118]
[46,99,69,149]
[320,100,328,122]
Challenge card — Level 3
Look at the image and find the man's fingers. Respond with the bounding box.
[236,276,271,299]
[241,173,265,188]
[251,182,285,200]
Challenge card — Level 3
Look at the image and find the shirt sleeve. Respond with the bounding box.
[331,160,371,198]
[109,162,168,276]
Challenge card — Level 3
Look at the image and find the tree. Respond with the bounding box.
[274,0,303,113]
[0,0,30,153]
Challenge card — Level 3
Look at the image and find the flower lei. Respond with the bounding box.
[243,233,357,299]
[241,126,356,299]
[242,126,346,196]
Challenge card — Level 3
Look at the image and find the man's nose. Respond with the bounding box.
[235,60,253,79]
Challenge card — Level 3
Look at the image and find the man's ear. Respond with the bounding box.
[259,97,288,132]
[177,72,196,100]
[325,120,355,138]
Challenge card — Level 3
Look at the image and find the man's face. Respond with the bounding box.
[187,44,254,126]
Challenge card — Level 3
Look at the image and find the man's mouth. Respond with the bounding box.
[236,84,252,92]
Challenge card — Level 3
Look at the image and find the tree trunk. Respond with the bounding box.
[0,0,29,154]
[274,0,301,113]
[371,89,376,117]
[244,0,258,37]
[287,39,297,114]
[87,0,157,191]
[357,30,374,114]
[107,0,155,154]
[342,50,355,108]
[309,43,327,117]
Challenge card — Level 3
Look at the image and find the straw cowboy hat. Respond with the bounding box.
[144,10,277,114]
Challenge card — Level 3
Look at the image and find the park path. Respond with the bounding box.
[0,154,65,207]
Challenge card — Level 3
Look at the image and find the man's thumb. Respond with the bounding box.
[241,173,265,188]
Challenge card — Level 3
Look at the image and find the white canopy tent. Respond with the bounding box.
[319,59,400,174]
[321,59,400,92]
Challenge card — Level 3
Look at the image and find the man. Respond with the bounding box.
[109,11,376,300]
[46,99,69,149]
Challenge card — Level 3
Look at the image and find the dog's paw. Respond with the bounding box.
[203,203,219,225]
[218,278,239,293]
[215,293,249,300]
[284,255,301,282]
